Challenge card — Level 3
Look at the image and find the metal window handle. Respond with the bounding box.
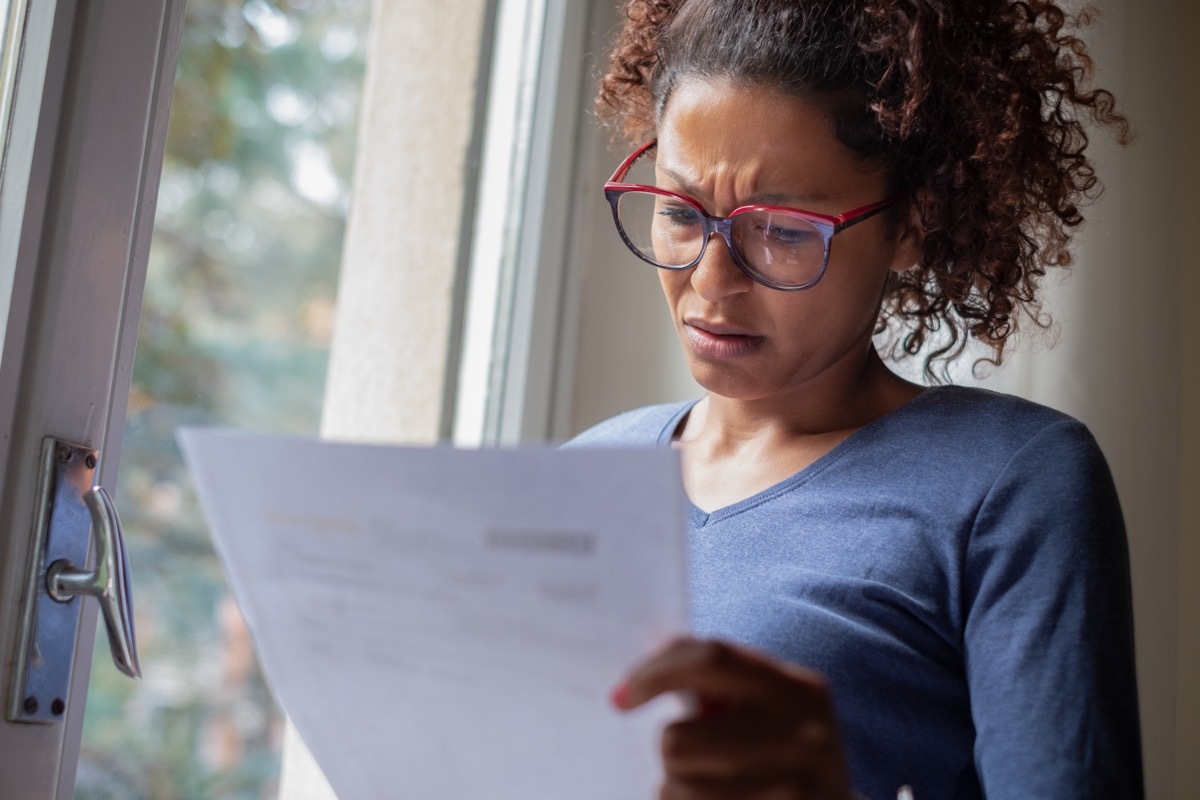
[46,486,141,679]
[8,438,141,724]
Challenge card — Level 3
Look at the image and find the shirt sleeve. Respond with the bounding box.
[963,419,1143,799]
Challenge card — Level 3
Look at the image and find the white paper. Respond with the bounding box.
[179,429,689,799]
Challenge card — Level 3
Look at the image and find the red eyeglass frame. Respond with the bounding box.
[603,140,898,291]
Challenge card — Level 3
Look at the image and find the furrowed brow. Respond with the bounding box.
[656,164,704,198]
[656,164,830,210]
[751,190,831,208]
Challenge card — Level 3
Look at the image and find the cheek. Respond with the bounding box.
[823,240,895,301]
[658,269,688,306]
[787,258,891,335]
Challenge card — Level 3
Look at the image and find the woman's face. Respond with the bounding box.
[653,77,921,403]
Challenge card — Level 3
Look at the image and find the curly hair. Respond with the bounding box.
[597,0,1131,378]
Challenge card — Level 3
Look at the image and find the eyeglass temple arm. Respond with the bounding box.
[608,140,658,183]
[832,197,899,232]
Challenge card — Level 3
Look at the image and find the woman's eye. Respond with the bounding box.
[656,205,702,226]
[763,223,814,245]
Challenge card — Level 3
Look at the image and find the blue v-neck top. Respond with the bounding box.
[567,386,1142,800]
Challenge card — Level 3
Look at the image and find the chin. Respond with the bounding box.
[687,361,778,401]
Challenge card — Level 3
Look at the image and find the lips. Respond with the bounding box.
[683,318,764,359]
[686,318,756,337]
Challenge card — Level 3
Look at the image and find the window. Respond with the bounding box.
[77,2,371,796]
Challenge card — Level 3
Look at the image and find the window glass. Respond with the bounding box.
[76,1,370,796]
[0,0,28,365]
[0,0,19,158]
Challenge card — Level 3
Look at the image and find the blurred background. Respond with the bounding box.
[76,1,369,797]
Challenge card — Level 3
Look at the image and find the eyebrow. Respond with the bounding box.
[656,163,831,208]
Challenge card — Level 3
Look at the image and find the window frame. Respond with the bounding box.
[0,0,185,794]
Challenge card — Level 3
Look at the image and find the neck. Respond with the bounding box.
[682,346,923,447]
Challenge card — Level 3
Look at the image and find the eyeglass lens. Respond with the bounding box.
[615,191,827,288]
[613,148,829,288]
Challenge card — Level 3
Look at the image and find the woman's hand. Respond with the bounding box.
[611,637,855,800]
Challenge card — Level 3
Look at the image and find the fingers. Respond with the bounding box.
[612,637,833,715]
[657,714,851,800]
[661,708,839,780]
[611,638,855,800]
[658,776,809,800]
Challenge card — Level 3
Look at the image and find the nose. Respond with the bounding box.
[689,230,754,301]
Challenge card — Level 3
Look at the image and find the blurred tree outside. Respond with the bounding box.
[77,1,371,797]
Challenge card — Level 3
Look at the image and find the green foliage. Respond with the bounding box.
[78,1,370,796]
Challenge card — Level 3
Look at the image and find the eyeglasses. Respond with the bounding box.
[604,140,897,291]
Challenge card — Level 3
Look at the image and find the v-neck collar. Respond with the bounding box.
[656,387,950,526]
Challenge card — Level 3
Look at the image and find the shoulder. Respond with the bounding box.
[918,387,1126,584]
[906,384,1077,435]
[850,385,1117,531]
[890,385,1103,471]
[560,401,695,449]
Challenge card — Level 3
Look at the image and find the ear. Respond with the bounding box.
[887,201,926,273]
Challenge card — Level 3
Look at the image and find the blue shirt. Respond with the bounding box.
[567,386,1142,800]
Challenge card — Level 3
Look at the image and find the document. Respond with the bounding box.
[179,430,690,799]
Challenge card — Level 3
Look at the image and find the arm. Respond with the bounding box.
[964,420,1143,798]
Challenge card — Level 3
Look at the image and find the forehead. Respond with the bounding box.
[654,76,882,207]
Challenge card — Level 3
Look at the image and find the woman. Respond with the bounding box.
[568,1,1143,798]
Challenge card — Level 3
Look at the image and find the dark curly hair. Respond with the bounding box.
[597,0,1131,378]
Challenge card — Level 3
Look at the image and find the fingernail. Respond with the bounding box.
[610,681,630,709]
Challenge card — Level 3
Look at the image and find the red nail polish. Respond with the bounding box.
[610,682,630,709]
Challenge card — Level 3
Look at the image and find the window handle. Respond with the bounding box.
[8,438,140,724]
[47,487,141,679]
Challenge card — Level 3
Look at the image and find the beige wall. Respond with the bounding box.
[319,0,489,446]
[1176,2,1199,797]
[1037,3,1180,796]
